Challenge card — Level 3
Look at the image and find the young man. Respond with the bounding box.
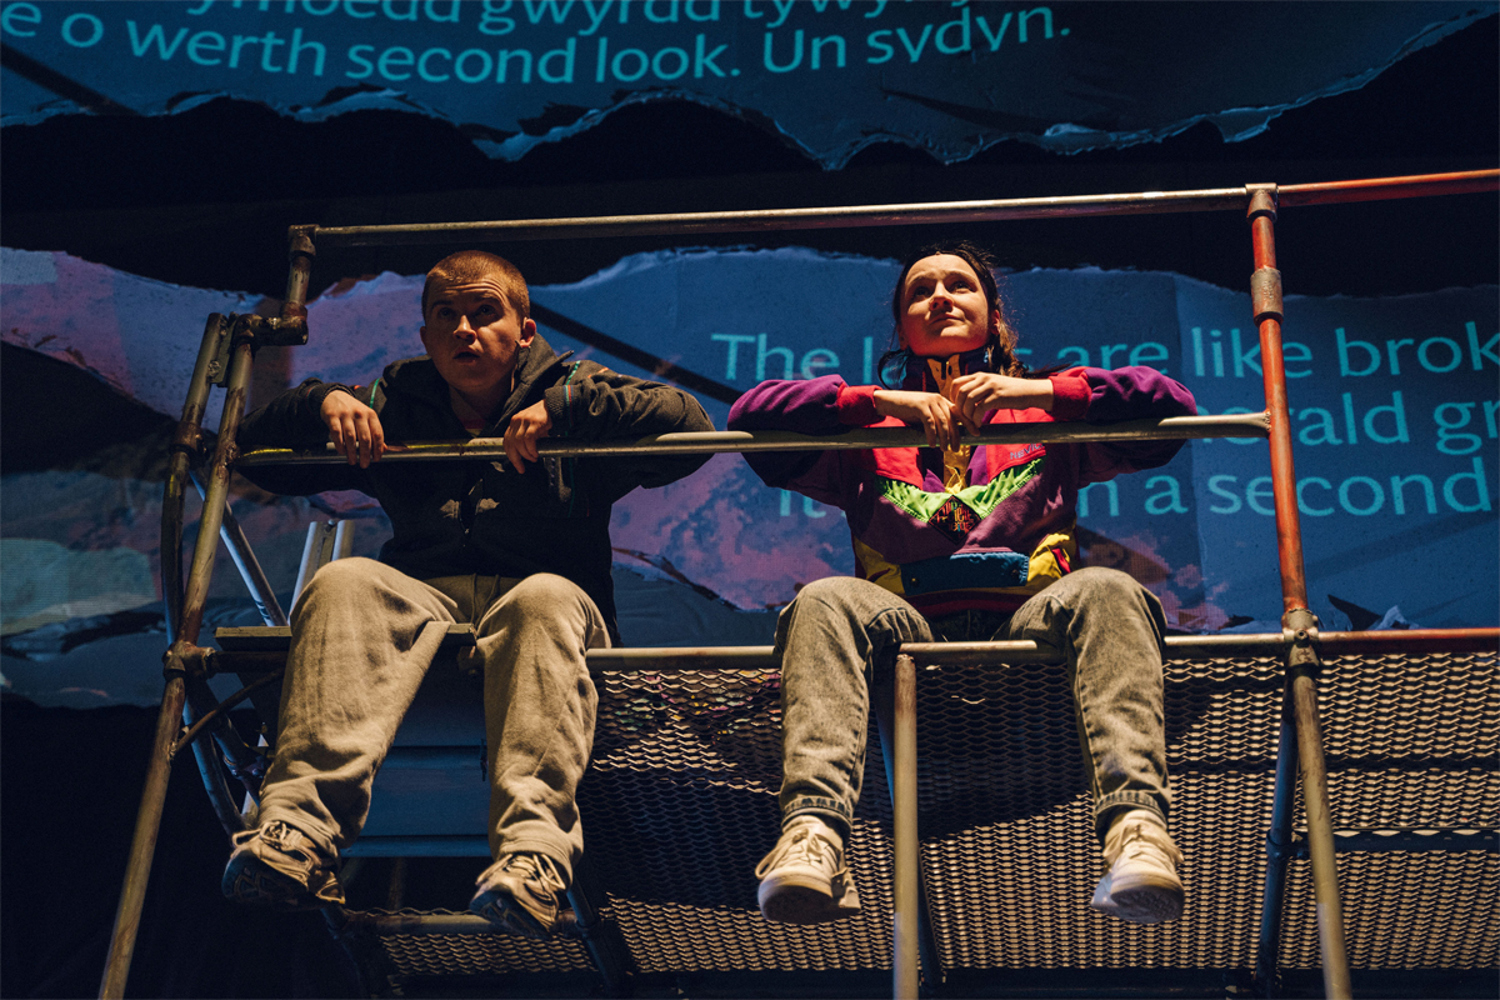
[223,251,712,936]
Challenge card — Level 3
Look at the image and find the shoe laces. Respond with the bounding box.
[499,852,566,895]
[755,826,845,880]
[260,821,305,852]
[1108,821,1182,867]
[241,820,325,867]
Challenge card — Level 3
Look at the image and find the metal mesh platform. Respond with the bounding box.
[1279,650,1499,973]
[376,913,596,975]
[361,649,1497,981]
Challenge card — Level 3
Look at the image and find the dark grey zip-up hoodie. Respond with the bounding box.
[237,334,713,638]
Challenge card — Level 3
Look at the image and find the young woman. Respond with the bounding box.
[727,243,1197,926]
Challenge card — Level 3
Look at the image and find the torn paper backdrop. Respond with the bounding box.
[1,2,1493,165]
[2,246,1495,704]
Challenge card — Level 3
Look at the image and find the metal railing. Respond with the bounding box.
[99,169,1500,1000]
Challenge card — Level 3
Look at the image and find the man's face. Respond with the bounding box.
[419,275,536,399]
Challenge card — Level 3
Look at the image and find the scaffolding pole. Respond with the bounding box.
[1247,186,1350,999]
[99,242,312,1000]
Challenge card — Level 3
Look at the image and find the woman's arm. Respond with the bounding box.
[1065,366,1199,480]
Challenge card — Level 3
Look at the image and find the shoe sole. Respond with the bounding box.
[758,872,861,925]
[223,857,328,911]
[470,889,554,938]
[1105,878,1184,924]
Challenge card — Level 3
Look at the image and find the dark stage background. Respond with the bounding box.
[2,13,1497,998]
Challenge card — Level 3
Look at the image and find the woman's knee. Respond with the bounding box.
[1057,566,1148,606]
[779,576,928,651]
[793,576,910,617]
[1054,567,1167,640]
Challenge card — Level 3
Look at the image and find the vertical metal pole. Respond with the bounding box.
[293,522,332,607]
[99,330,259,1000]
[282,227,316,325]
[892,653,919,1000]
[162,315,231,642]
[1291,666,1349,999]
[1247,187,1351,1000]
[97,676,188,1000]
[177,337,257,647]
[1256,699,1301,996]
[565,859,631,995]
[1247,187,1308,615]
[874,677,944,992]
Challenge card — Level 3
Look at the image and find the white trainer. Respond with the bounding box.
[1090,810,1185,924]
[754,817,862,924]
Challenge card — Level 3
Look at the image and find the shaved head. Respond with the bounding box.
[422,251,529,322]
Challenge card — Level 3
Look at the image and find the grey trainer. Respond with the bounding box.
[469,853,568,938]
[222,820,344,910]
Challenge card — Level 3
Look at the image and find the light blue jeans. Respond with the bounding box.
[254,558,608,880]
[774,567,1170,842]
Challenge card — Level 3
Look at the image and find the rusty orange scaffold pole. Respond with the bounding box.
[1247,185,1351,1000]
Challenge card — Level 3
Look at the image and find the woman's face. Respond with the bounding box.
[898,254,998,357]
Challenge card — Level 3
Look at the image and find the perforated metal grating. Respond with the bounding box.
[375,911,594,976]
[365,649,1497,979]
[1278,651,1499,972]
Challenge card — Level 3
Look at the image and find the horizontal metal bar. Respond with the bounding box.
[585,645,785,670]
[587,628,1498,668]
[1310,628,1497,656]
[340,910,521,934]
[1292,829,1499,856]
[211,628,1496,674]
[899,633,1296,663]
[1277,170,1500,208]
[301,171,1497,247]
[236,413,1268,468]
[214,623,476,654]
[342,836,491,859]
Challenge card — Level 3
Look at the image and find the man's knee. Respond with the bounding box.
[294,557,388,615]
[494,574,597,630]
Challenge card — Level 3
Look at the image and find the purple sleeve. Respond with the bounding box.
[1075,366,1198,481]
[727,375,850,433]
[727,375,856,502]
[1082,366,1198,423]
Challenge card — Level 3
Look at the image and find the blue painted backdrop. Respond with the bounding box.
[3,246,1494,706]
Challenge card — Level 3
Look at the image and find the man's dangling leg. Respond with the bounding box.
[469,573,606,938]
[225,558,457,909]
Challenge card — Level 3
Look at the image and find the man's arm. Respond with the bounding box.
[237,379,371,495]
[539,364,715,488]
